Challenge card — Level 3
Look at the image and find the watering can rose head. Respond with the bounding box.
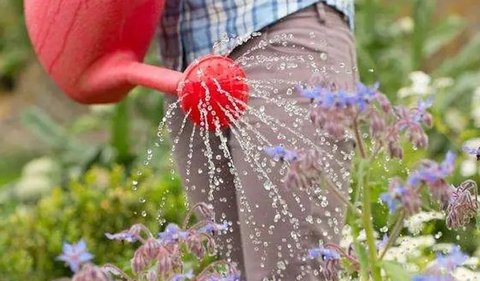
[24,0,249,130]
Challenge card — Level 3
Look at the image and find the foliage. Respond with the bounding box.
[272,80,480,280]
[61,205,238,281]
[0,0,30,91]
[0,166,185,281]
[355,0,480,156]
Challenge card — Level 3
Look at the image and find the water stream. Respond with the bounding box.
[134,31,357,279]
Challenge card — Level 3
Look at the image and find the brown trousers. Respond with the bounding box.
[165,3,358,280]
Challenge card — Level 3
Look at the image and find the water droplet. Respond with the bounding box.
[264,181,273,191]
[319,52,328,61]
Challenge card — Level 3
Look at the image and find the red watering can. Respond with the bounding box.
[24,0,249,129]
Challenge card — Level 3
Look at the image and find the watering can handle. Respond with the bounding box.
[24,0,183,104]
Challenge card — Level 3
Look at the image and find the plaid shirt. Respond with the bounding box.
[158,0,354,71]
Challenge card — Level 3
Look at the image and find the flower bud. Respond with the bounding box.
[131,250,149,273]
[187,236,206,258]
[369,111,385,138]
[446,180,479,229]
[422,112,433,128]
[145,269,158,281]
[376,93,392,113]
[388,142,403,159]
[73,264,109,281]
[143,238,162,259]
[197,202,215,219]
[157,247,174,276]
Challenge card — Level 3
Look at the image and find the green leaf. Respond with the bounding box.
[20,107,69,148]
[424,16,466,57]
[382,261,411,281]
[353,241,370,280]
[111,100,132,164]
[437,33,480,77]
[476,210,480,231]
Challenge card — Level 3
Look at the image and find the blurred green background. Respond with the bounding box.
[0,0,480,280]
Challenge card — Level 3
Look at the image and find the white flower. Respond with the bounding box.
[405,212,444,235]
[445,109,468,132]
[383,235,435,263]
[410,71,432,96]
[464,138,480,148]
[396,17,414,33]
[398,71,433,98]
[461,158,477,177]
[15,176,53,201]
[453,266,480,281]
[22,157,58,177]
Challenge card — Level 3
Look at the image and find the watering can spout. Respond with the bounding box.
[78,51,183,103]
[25,0,249,129]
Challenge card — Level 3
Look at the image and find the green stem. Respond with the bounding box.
[353,119,367,159]
[111,100,131,165]
[350,222,369,281]
[361,168,382,281]
[379,210,406,260]
[352,120,380,280]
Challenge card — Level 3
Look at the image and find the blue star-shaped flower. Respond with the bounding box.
[56,239,94,272]
[199,221,229,235]
[264,145,298,161]
[436,245,468,272]
[158,223,189,244]
[308,247,340,261]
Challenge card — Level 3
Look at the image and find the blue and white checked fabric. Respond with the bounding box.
[158,0,354,71]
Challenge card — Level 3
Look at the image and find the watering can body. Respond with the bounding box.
[24,0,249,128]
[25,0,181,103]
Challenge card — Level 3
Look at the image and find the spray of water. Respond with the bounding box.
[135,31,358,280]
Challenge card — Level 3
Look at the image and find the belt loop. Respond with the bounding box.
[315,2,327,24]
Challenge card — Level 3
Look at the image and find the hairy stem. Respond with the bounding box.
[379,210,405,260]
[353,119,367,159]
[361,167,382,281]
[197,260,234,278]
[182,202,213,229]
[102,263,133,281]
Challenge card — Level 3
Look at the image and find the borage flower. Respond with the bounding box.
[56,239,94,272]
[105,224,143,243]
[408,152,456,207]
[376,234,389,252]
[264,145,298,161]
[199,221,229,235]
[158,223,189,245]
[380,178,421,216]
[413,245,468,281]
[170,270,195,281]
[308,246,341,281]
[198,272,240,281]
[285,149,322,190]
[462,144,480,161]
[72,264,109,281]
[446,180,478,229]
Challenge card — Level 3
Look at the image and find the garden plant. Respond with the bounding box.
[2,0,480,280]
[57,81,480,281]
